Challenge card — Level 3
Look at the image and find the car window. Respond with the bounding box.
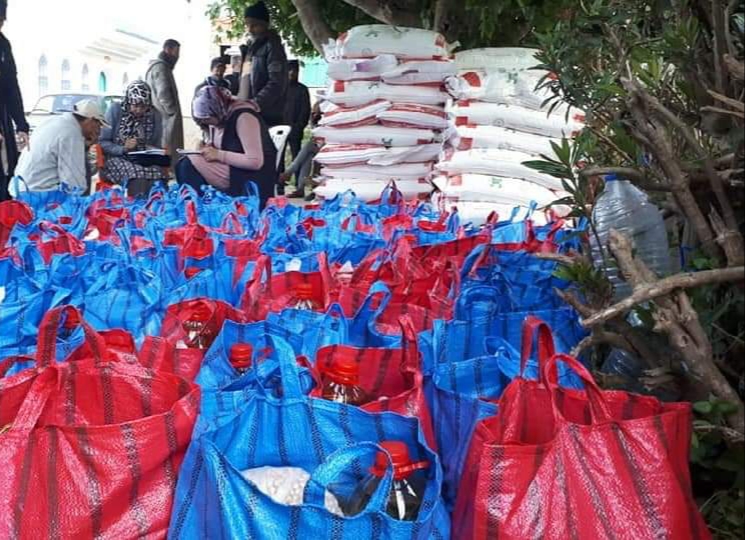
[33,96,55,113]
[52,95,91,113]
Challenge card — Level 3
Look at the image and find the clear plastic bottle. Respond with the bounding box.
[180,304,214,350]
[230,343,253,375]
[346,441,429,521]
[289,283,319,311]
[320,353,369,406]
[591,175,672,299]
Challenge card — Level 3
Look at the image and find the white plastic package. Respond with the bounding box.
[454,47,541,71]
[313,125,438,147]
[381,60,457,85]
[445,70,560,110]
[431,174,565,207]
[326,54,399,81]
[314,178,433,202]
[452,125,561,156]
[323,81,449,107]
[240,466,344,516]
[435,148,564,190]
[334,25,451,60]
[376,104,449,129]
[447,101,585,138]
[322,162,433,181]
[316,143,443,166]
[318,100,392,128]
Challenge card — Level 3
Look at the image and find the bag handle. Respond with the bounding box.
[0,356,35,378]
[303,443,394,512]
[11,367,59,431]
[520,315,556,376]
[542,353,612,424]
[36,305,107,368]
[220,212,245,235]
[398,316,421,375]
[256,333,304,399]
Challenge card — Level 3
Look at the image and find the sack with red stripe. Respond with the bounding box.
[241,254,335,320]
[310,317,436,449]
[0,200,33,249]
[452,330,710,540]
[144,298,250,381]
[0,306,200,539]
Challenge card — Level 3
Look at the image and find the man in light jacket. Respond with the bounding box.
[12,99,108,195]
[238,1,287,127]
[146,39,183,165]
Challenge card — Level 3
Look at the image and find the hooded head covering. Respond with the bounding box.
[244,1,269,23]
[192,86,234,125]
[0,0,8,19]
[118,80,155,147]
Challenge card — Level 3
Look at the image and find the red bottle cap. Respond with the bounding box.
[294,283,314,301]
[372,441,429,480]
[185,267,202,279]
[63,309,81,330]
[230,343,253,369]
[323,351,360,385]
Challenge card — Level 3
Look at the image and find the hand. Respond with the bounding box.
[18,132,30,150]
[124,138,138,151]
[278,172,291,185]
[201,145,220,162]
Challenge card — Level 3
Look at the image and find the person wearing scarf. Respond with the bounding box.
[145,39,183,166]
[176,86,277,209]
[100,80,165,197]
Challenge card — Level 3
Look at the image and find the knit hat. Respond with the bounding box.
[244,1,269,23]
[0,1,8,19]
[288,60,300,69]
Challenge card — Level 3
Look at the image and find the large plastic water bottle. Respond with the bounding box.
[591,175,672,299]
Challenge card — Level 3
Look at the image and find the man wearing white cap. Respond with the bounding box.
[12,99,109,195]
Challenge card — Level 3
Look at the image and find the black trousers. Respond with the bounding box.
[175,158,273,210]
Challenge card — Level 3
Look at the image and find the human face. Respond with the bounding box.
[288,68,298,84]
[212,64,226,80]
[81,118,102,143]
[166,46,180,64]
[245,17,267,39]
[130,102,148,118]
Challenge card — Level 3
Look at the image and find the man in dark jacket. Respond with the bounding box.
[194,57,231,96]
[0,0,30,201]
[282,60,311,198]
[237,1,287,127]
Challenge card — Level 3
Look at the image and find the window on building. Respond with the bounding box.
[122,72,129,91]
[38,55,49,95]
[81,64,90,92]
[98,72,107,93]
[61,59,72,91]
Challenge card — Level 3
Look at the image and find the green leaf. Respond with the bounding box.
[693,401,714,415]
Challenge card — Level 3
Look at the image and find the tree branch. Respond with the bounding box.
[579,166,671,191]
[341,0,422,27]
[701,105,745,119]
[583,266,745,328]
[707,88,745,112]
[291,0,335,54]
[723,54,744,81]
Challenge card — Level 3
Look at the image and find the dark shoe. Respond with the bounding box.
[288,190,304,198]
[304,193,315,202]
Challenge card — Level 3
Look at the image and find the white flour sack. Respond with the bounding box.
[318,100,392,128]
[317,143,442,166]
[432,193,552,227]
[445,70,560,110]
[381,60,457,85]
[448,100,585,138]
[322,162,433,181]
[335,25,451,60]
[315,178,433,201]
[324,81,449,107]
[453,125,561,156]
[435,148,564,190]
[326,54,399,81]
[432,174,565,207]
[454,47,541,71]
[313,125,438,146]
[376,104,450,129]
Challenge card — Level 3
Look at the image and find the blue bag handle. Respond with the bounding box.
[303,442,394,512]
[248,333,304,399]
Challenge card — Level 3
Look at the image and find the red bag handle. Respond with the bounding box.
[542,353,613,424]
[398,316,422,377]
[220,212,245,235]
[36,306,107,368]
[0,356,35,378]
[11,367,59,430]
[520,316,556,376]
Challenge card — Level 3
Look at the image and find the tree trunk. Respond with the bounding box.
[291,0,335,54]
[433,0,465,43]
[341,0,422,27]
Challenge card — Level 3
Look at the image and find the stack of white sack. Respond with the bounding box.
[313,25,456,202]
[433,47,582,224]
